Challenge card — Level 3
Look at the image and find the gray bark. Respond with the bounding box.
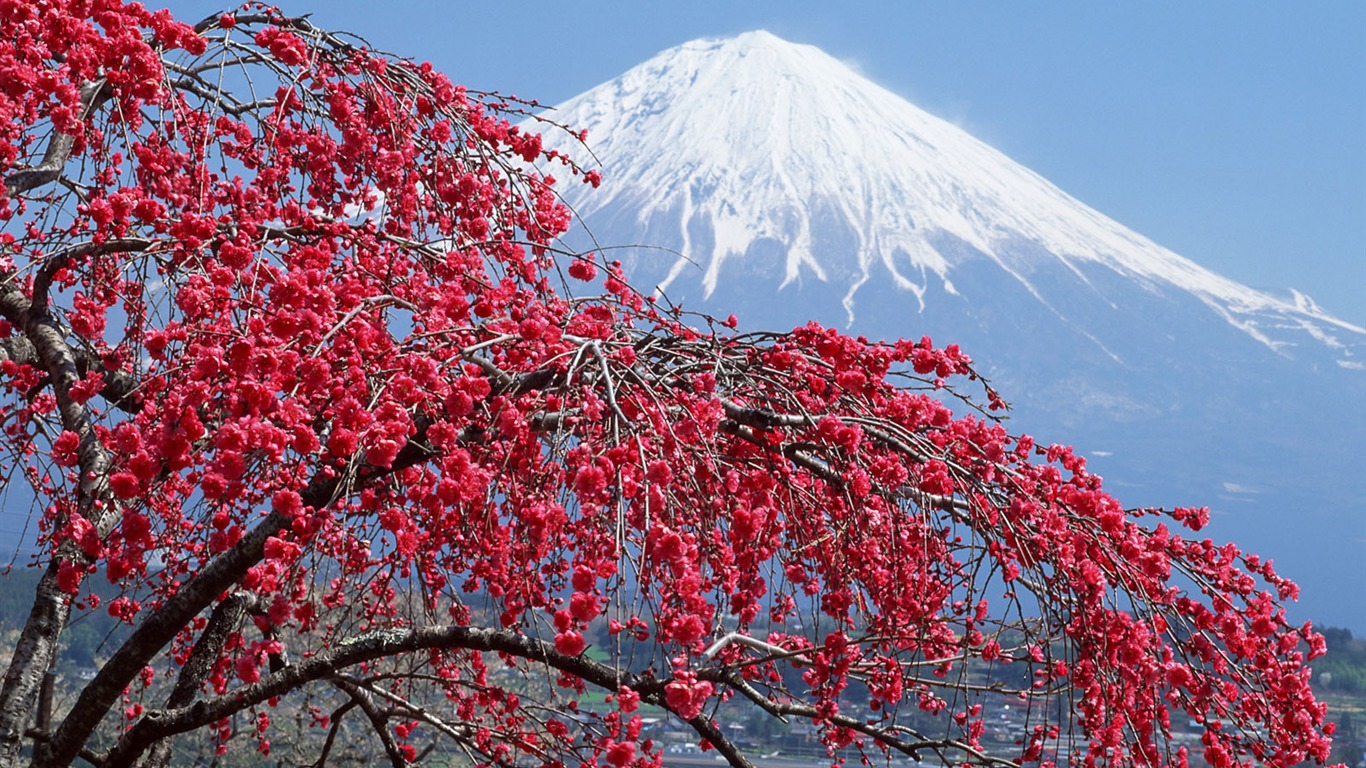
[0,286,116,768]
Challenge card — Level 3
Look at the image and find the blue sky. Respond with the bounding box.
[161,1,1366,325]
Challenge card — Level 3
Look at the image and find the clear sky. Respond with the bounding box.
[160,1,1366,326]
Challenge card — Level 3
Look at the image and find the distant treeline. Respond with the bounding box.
[0,566,43,625]
[1316,626,1366,695]
[0,566,135,670]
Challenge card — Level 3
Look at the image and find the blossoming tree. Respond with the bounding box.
[0,4,1337,768]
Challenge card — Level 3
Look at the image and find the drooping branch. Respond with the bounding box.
[329,675,486,758]
[30,239,152,318]
[3,81,108,197]
[695,668,1016,768]
[88,621,738,768]
[0,337,142,415]
[39,427,440,768]
[98,620,1004,768]
[101,624,661,768]
[309,698,360,768]
[680,715,755,768]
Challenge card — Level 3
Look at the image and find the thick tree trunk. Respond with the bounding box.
[0,310,113,767]
[0,564,74,767]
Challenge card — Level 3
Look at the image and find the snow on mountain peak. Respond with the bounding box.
[535,31,1365,354]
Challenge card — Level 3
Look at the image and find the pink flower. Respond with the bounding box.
[567,259,597,281]
[664,675,714,721]
[569,591,600,622]
[554,631,586,656]
[573,465,608,499]
[980,639,1002,662]
[109,472,140,499]
[272,490,303,518]
[56,561,84,594]
[236,654,261,684]
[263,536,301,563]
[605,741,636,767]
[52,431,80,467]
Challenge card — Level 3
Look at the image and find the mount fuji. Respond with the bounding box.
[533,31,1366,629]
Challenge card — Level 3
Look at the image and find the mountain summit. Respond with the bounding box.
[534,32,1366,628]
[545,31,1362,363]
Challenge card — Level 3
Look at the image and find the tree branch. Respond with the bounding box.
[720,399,813,430]
[328,678,406,768]
[40,426,439,768]
[0,336,142,415]
[139,594,253,768]
[0,279,120,764]
[99,621,978,768]
[696,667,1016,768]
[719,419,842,486]
[308,699,358,768]
[30,238,151,318]
[682,715,755,768]
[104,625,661,764]
[4,80,108,197]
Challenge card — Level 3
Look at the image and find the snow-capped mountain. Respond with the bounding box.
[534,31,1366,629]
[545,32,1361,359]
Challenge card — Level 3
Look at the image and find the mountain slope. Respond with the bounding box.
[546,31,1363,365]
[533,31,1366,630]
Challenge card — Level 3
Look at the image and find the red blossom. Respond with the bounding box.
[664,672,714,721]
[271,490,303,518]
[617,686,640,713]
[108,472,140,498]
[56,561,84,594]
[52,431,80,467]
[554,631,587,656]
[235,655,261,685]
[605,741,636,767]
[568,258,598,281]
